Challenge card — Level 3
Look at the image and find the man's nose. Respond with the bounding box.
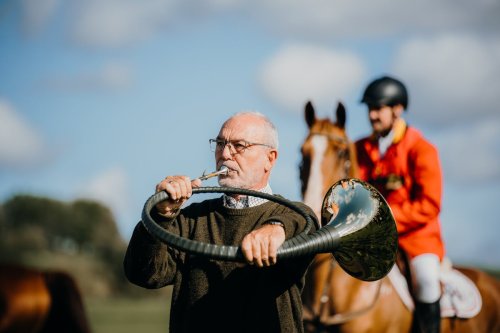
[368,109,379,120]
[220,143,233,159]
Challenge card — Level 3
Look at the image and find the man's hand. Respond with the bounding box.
[241,224,285,267]
[155,176,202,217]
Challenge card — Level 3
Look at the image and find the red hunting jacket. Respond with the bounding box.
[355,119,445,260]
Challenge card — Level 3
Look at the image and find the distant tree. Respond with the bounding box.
[0,194,133,296]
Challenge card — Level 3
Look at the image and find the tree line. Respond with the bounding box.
[0,194,152,297]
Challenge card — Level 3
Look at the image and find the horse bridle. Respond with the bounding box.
[308,131,352,179]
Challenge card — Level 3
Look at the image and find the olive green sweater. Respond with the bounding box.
[124,197,317,333]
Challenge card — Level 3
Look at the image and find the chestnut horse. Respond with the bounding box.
[299,101,500,333]
[0,263,91,333]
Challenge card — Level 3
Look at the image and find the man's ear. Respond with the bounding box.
[393,104,404,118]
[265,149,278,172]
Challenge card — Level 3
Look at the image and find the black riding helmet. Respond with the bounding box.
[361,76,408,110]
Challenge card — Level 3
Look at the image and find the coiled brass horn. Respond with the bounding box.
[141,178,398,281]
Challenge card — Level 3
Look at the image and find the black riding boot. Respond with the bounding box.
[414,300,441,333]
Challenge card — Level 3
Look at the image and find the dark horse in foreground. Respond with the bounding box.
[0,263,91,333]
[299,101,500,333]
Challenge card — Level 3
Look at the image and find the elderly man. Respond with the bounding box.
[124,112,317,333]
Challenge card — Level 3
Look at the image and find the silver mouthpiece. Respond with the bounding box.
[197,166,229,181]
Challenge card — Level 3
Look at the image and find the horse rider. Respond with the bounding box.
[124,111,318,333]
[355,76,445,333]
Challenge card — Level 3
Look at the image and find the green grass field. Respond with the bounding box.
[86,297,171,333]
[84,268,499,333]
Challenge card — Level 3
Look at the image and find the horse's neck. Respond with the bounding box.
[348,141,360,179]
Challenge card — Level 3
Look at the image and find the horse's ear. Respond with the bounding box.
[305,101,316,128]
[335,102,346,129]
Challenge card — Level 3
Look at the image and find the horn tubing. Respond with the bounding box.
[141,187,317,261]
[141,180,397,281]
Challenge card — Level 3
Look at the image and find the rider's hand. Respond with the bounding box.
[155,176,202,217]
[241,223,285,267]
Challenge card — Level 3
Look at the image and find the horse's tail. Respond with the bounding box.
[41,270,92,333]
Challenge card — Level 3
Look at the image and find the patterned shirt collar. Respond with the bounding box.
[223,184,273,209]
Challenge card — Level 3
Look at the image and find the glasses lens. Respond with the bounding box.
[210,139,228,152]
[209,139,254,154]
[209,139,217,152]
[231,141,247,153]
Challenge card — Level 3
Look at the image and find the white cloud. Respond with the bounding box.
[258,44,366,113]
[393,34,500,126]
[17,0,500,48]
[20,0,60,35]
[41,62,134,91]
[70,0,180,47]
[76,167,131,213]
[249,0,500,40]
[0,99,48,168]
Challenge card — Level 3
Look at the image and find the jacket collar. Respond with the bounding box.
[370,118,407,144]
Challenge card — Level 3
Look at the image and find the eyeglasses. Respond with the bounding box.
[209,138,273,154]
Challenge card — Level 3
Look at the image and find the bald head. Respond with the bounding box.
[222,112,279,150]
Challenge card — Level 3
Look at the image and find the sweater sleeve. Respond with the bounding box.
[390,140,442,234]
[265,201,319,239]
[123,210,182,289]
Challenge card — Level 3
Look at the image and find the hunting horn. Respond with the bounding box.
[141,178,398,281]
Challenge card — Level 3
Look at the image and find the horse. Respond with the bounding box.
[0,263,91,333]
[299,100,500,333]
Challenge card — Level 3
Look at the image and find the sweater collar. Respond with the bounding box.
[222,184,273,209]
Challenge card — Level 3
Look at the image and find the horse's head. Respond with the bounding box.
[299,101,358,220]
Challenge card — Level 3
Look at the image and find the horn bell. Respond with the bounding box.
[321,179,398,281]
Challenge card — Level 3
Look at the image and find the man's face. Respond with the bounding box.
[367,105,400,136]
[215,115,276,190]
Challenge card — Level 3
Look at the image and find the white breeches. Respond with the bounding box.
[410,253,441,303]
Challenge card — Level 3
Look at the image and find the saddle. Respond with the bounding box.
[388,257,482,318]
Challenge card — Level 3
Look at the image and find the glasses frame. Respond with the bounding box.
[209,138,273,154]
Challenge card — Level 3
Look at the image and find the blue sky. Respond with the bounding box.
[1,0,499,267]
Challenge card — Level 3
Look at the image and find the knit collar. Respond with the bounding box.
[223,184,273,209]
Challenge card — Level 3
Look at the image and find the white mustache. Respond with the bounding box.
[219,163,237,172]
